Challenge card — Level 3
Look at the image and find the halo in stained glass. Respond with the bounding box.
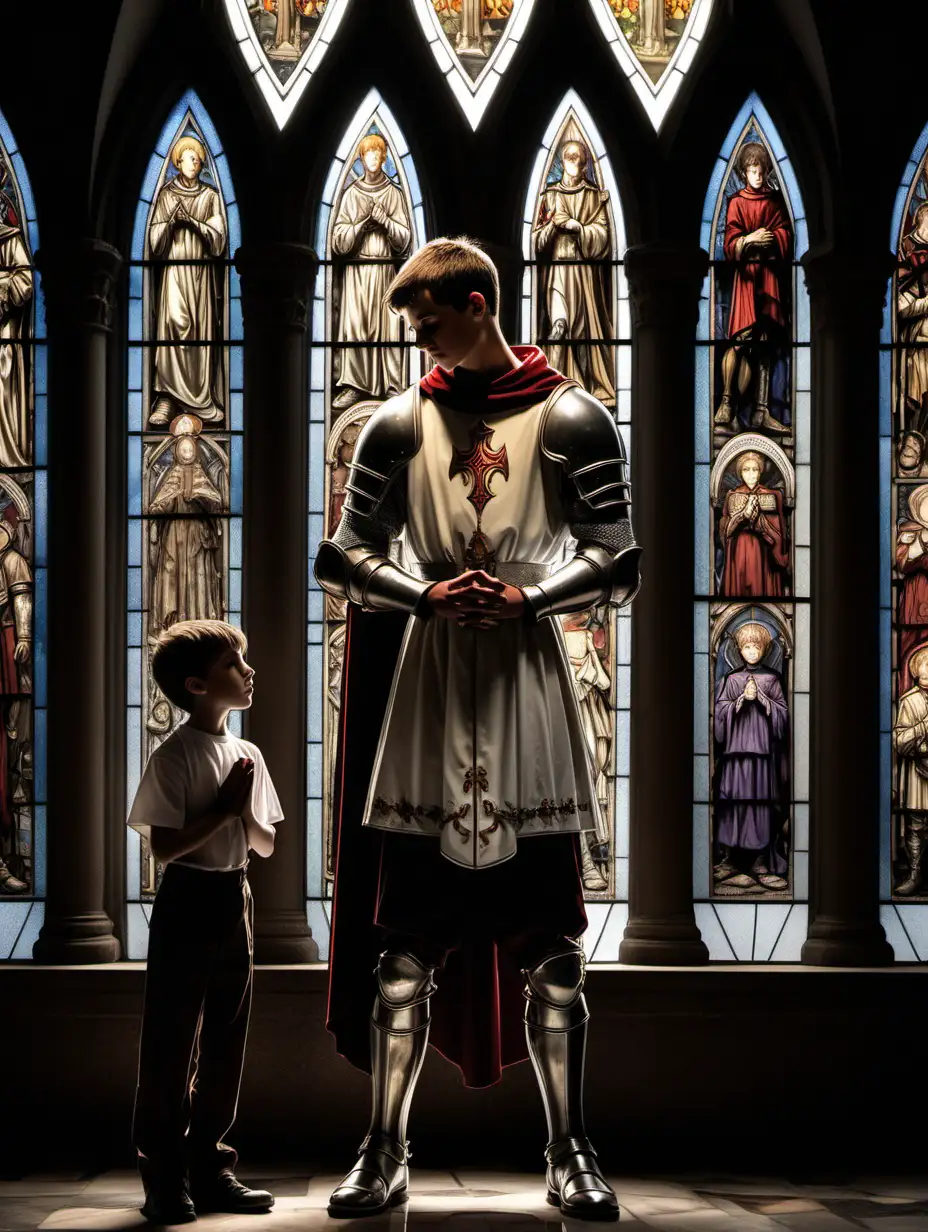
[411,0,537,129]
[587,0,714,129]
[224,0,353,129]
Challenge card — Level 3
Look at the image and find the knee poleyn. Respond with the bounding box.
[373,951,436,1034]
[524,946,589,1032]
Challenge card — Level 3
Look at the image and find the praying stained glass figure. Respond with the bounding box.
[587,0,713,129]
[521,92,632,940]
[411,0,537,129]
[694,95,811,961]
[306,93,424,958]
[0,110,46,960]
[126,94,243,957]
[224,0,352,129]
[880,121,928,961]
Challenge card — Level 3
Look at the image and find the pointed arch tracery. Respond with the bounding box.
[224,0,353,129]
[517,93,631,955]
[125,93,242,957]
[306,93,424,955]
[0,111,46,958]
[587,0,714,130]
[411,0,537,129]
[693,94,811,961]
[879,120,928,958]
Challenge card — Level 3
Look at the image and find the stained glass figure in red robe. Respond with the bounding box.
[714,142,792,436]
[718,450,790,597]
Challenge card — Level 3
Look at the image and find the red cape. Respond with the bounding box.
[419,344,565,413]
[324,607,533,1088]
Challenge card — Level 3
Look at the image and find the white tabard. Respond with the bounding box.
[363,386,602,869]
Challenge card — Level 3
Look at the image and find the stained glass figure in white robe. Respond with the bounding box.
[0,186,32,468]
[149,137,226,427]
[331,135,411,411]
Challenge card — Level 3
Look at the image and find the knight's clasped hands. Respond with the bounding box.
[426,569,525,629]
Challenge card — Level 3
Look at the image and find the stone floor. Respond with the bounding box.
[4,1170,928,1231]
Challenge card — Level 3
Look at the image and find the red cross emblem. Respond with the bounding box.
[449,420,510,518]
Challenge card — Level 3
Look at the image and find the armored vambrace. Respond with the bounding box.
[315,515,432,616]
[12,591,31,643]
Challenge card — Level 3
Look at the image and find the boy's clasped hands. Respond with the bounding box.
[426,568,525,630]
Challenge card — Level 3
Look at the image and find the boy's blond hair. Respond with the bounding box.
[734,620,772,658]
[152,619,247,712]
[385,236,500,315]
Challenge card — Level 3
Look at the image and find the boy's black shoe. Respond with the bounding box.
[140,1180,197,1225]
[190,1171,274,1214]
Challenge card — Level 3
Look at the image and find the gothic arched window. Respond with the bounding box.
[224,0,353,129]
[0,111,46,957]
[125,93,242,958]
[881,123,928,959]
[307,92,424,956]
[693,94,811,961]
[411,0,537,129]
[587,0,715,129]
[522,90,632,961]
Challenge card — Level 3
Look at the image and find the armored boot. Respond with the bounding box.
[580,839,608,892]
[895,820,927,896]
[328,950,435,1218]
[524,941,619,1222]
[714,395,735,427]
[751,360,789,433]
[0,858,27,894]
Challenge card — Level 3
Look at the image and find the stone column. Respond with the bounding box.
[236,243,319,963]
[33,240,122,963]
[800,247,893,966]
[620,243,710,965]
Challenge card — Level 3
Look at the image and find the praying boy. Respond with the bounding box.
[127,619,282,1225]
[316,237,641,1220]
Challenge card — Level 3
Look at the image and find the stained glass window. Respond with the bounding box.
[519,90,632,962]
[0,111,46,959]
[587,0,714,129]
[224,0,352,129]
[693,94,811,961]
[880,122,928,960]
[307,91,424,958]
[412,0,537,129]
[126,93,242,959]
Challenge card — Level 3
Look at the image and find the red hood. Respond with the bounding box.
[419,345,566,413]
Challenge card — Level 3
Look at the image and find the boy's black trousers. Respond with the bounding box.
[132,861,253,1183]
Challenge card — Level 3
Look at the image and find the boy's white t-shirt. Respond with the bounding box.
[127,723,284,872]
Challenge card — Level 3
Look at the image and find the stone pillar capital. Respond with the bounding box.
[35,238,122,332]
[800,246,894,333]
[234,243,318,332]
[624,244,708,331]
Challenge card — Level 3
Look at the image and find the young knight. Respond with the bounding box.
[127,620,282,1225]
[315,237,641,1220]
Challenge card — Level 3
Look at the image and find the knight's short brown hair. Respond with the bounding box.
[737,142,772,181]
[385,237,500,315]
[151,619,248,713]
